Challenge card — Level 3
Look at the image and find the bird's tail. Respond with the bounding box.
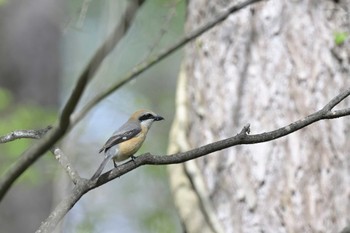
[91,155,111,180]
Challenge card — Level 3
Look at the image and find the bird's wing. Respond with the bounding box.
[99,123,141,153]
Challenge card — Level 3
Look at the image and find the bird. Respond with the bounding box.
[91,109,164,180]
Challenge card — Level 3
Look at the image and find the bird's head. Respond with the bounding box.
[131,109,164,129]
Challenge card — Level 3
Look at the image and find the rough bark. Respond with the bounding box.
[168,1,350,232]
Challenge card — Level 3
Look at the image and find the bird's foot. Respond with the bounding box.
[131,155,136,163]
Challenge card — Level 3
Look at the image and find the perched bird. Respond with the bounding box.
[91,109,164,180]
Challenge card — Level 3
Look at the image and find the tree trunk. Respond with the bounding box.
[168,1,350,232]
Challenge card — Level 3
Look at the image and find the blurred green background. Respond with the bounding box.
[0,0,185,232]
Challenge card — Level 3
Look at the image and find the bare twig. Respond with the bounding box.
[0,0,262,202]
[322,88,350,111]
[0,126,52,143]
[70,0,266,126]
[51,147,81,184]
[146,1,178,57]
[0,0,145,202]
[0,127,81,184]
[35,1,266,230]
[95,89,350,182]
[37,88,350,233]
[35,179,89,233]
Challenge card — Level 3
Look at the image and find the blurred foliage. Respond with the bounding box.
[144,165,168,178]
[0,87,57,183]
[0,0,7,6]
[75,217,96,233]
[334,31,348,45]
[142,209,177,233]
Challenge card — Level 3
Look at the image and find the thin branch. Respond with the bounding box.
[94,90,350,182]
[0,77,81,202]
[0,126,67,202]
[37,88,350,233]
[322,88,350,111]
[146,1,177,57]
[324,108,350,118]
[1,0,263,203]
[0,0,145,202]
[51,147,81,184]
[35,179,89,233]
[0,127,81,184]
[0,127,52,143]
[70,0,266,126]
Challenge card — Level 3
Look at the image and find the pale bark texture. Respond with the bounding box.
[168,1,350,233]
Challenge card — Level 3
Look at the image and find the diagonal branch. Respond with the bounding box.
[0,0,145,202]
[96,89,350,182]
[37,87,350,233]
[0,0,263,203]
[322,88,350,111]
[70,0,266,126]
[51,147,80,184]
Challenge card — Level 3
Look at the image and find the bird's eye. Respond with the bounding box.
[139,113,154,121]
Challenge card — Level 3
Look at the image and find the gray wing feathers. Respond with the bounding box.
[98,121,141,153]
[92,121,141,180]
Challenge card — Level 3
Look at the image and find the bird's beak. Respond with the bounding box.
[154,115,164,121]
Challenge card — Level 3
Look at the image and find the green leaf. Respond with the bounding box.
[334,32,348,45]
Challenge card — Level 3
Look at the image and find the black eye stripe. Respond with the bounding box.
[139,113,154,121]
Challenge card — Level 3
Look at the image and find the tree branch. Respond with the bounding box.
[0,127,52,143]
[0,0,145,202]
[36,87,350,233]
[0,127,81,184]
[92,90,350,182]
[35,179,89,233]
[51,147,81,184]
[70,0,266,127]
[1,0,263,203]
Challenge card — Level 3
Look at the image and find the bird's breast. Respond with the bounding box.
[114,132,146,162]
